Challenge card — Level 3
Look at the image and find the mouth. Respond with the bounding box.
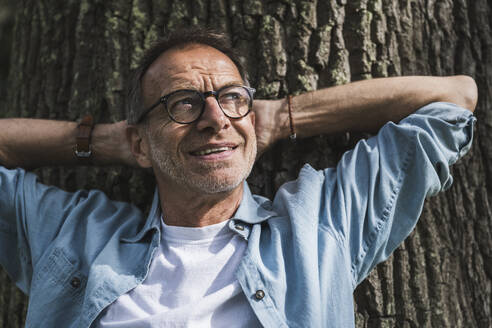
[189,144,238,158]
[191,146,235,156]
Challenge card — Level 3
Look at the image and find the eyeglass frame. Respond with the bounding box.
[136,84,256,124]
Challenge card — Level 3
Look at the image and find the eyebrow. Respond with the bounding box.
[162,81,246,95]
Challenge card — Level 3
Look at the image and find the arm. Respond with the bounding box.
[330,102,475,284]
[254,75,478,155]
[0,119,139,291]
[0,119,136,169]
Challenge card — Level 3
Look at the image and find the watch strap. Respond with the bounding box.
[74,114,94,160]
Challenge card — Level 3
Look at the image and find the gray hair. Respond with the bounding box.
[126,28,248,125]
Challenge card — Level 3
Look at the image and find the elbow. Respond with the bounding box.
[0,148,11,168]
[0,143,15,169]
[0,143,6,168]
[0,154,9,169]
[451,75,478,113]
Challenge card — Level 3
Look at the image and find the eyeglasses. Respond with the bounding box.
[138,85,256,124]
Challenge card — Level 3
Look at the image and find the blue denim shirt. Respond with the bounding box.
[0,102,475,328]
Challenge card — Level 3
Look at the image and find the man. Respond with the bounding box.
[0,29,477,327]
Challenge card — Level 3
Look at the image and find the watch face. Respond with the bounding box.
[75,147,92,158]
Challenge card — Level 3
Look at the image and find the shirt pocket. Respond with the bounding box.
[29,247,87,314]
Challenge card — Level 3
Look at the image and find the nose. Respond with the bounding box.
[195,95,230,133]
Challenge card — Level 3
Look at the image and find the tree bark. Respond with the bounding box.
[1,0,491,327]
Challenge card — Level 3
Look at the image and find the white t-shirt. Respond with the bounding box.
[96,218,261,327]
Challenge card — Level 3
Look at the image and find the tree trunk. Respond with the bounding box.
[1,0,491,327]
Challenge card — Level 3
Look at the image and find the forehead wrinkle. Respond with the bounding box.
[149,59,238,82]
[152,72,243,96]
[142,45,243,104]
[173,63,240,85]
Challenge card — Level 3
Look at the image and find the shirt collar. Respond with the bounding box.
[120,187,161,243]
[232,181,276,224]
[121,181,276,243]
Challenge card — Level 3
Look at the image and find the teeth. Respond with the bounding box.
[194,147,231,156]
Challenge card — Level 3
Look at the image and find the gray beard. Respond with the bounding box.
[148,138,257,194]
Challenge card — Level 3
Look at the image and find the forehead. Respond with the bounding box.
[142,44,243,99]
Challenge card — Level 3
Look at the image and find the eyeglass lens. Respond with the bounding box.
[166,86,251,123]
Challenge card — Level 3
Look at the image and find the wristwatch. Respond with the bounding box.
[74,114,94,161]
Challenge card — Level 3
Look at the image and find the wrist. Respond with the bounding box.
[92,121,136,167]
[278,96,295,141]
[74,114,94,163]
[287,95,297,141]
[91,123,115,165]
[270,98,291,143]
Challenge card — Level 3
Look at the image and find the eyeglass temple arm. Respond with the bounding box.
[137,98,164,123]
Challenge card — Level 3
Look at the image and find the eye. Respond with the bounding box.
[175,98,193,108]
[169,96,196,112]
[222,92,242,100]
[219,89,249,105]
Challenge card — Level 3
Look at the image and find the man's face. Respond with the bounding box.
[140,44,257,194]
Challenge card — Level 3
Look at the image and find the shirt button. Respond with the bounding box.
[255,290,265,300]
[235,224,244,231]
[70,277,81,288]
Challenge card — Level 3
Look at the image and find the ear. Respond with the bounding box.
[126,125,153,168]
[249,110,255,128]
